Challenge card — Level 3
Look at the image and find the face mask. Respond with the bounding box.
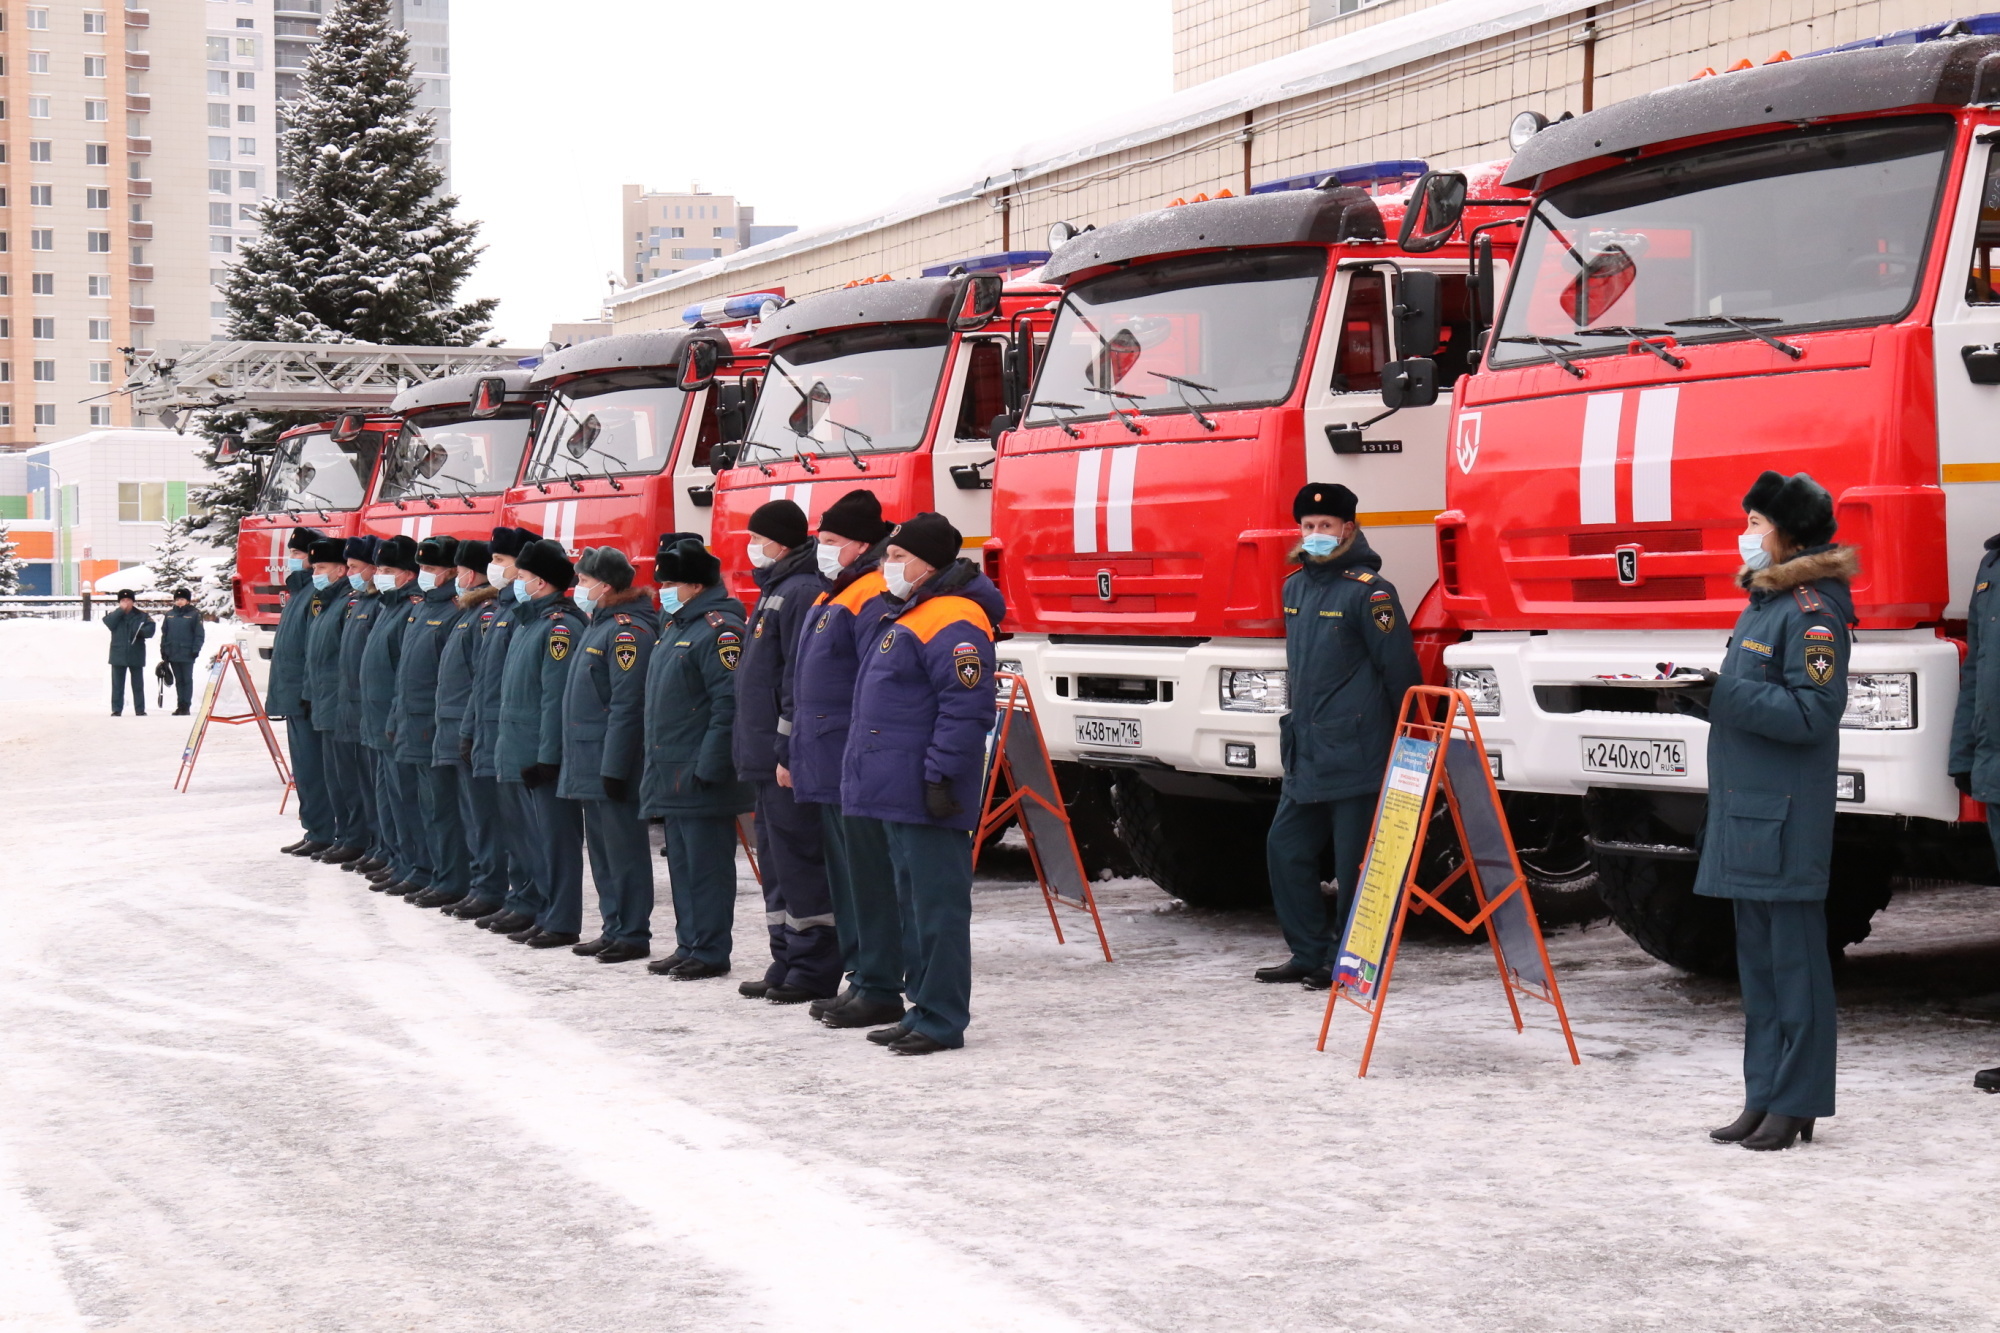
[883,561,913,600]
[373,572,399,593]
[487,562,507,586]
[348,573,368,591]
[659,586,683,614]
[513,579,530,602]
[286,556,304,572]
[575,590,597,615]
[816,544,848,580]
[312,573,333,592]
[417,571,438,592]
[1301,533,1340,558]
[747,541,776,570]
[1738,532,1773,571]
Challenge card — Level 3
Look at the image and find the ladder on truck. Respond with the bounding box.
[124,340,538,422]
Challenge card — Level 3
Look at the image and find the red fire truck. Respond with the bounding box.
[504,326,764,581]
[360,369,543,547]
[1432,16,2000,971]
[988,163,1533,908]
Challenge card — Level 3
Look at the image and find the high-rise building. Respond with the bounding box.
[0,0,449,451]
[620,184,793,286]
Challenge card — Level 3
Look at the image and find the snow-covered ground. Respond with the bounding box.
[4,619,1999,1331]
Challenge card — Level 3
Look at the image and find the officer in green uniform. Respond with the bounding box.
[432,540,510,920]
[391,535,471,909]
[269,528,337,857]
[358,534,429,896]
[495,538,588,948]
[560,546,659,963]
[102,589,154,716]
[641,534,755,980]
[1950,529,2000,1095]
[1257,483,1422,990]
[305,536,376,866]
[1687,472,1854,1152]
[335,537,393,877]
[465,527,542,929]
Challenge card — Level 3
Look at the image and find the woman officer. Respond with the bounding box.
[1680,471,1856,1151]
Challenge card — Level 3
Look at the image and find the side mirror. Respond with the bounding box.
[419,443,450,478]
[295,462,318,490]
[950,273,1004,332]
[471,376,508,418]
[331,411,367,444]
[1394,270,1441,360]
[1560,244,1637,326]
[709,439,742,473]
[788,380,831,437]
[216,433,245,462]
[1088,327,1142,392]
[716,382,748,442]
[1397,171,1468,254]
[565,413,600,459]
[1381,358,1439,409]
[679,338,720,392]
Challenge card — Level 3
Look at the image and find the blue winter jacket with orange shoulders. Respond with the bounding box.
[781,545,889,806]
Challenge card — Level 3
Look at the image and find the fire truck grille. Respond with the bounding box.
[1570,577,1708,601]
[1567,529,1704,555]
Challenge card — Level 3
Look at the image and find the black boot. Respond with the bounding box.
[1742,1115,1816,1151]
[669,958,730,980]
[810,985,856,1020]
[766,984,831,1006]
[888,1031,953,1056]
[596,940,650,964]
[1300,967,1333,991]
[292,840,331,858]
[1254,960,1316,984]
[824,996,906,1030]
[451,897,501,920]
[506,922,543,943]
[1710,1107,1768,1144]
[647,952,691,976]
[1976,1066,2000,1093]
[737,978,771,999]
[527,931,581,949]
[318,845,366,866]
[280,837,311,855]
[410,887,465,909]
[483,910,535,934]
[866,1023,912,1046]
[571,936,613,956]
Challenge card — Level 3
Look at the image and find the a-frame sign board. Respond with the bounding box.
[975,671,1114,962]
[1317,685,1580,1075]
[173,643,294,810]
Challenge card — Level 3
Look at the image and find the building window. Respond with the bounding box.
[208,203,232,227]
[237,105,255,123]
[29,185,52,207]
[208,269,228,286]
[129,245,143,264]
[89,361,111,383]
[84,55,106,78]
[207,69,229,95]
[236,17,255,27]
[237,138,256,156]
[237,204,259,223]
[88,276,110,297]
[83,12,107,34]
[28,51,49,73]
[0,407,11,426]
[211,302,230,318]
[88,319,111,340]
[120,482,168,522]
[34,405,55,426]
[86,232,110,253]
[209,169,232,192]
[206,36,229,62]
[31,230,52,251]
[237,72,255,89]
[0,362,10,380]
[0,277,8,296]
[90,405,112,426]
[28,98,50,119]
[84,100,107,122]
[237,170,258,190]
[26,9,49,30]
[0,319,10,338]
[210,235,233,253]
[33,357,55,378]
[29,142,51,164]
[671,249,685,260]
[668,227,684,238]
[30,273,52,295]
[208,137,231,161]
[208,104,231,129]
[32,321,54,341]
[235,37,256,57]
[714,227,733,239]
[0,235,9,255]
[86,188,108,210]
[85,143,108,165]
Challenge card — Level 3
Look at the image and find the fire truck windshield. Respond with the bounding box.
[1492,115,1954,366]
[379,407,536,502]
[1026,248,1323,426]
[255,429,379,514]
[742,325,950,460]
[525,378,687,482]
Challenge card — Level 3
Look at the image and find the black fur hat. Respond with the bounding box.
[377,534,421,574]
[1293,482,1358,522]
[488,526,532,558]
[287,526,324,553]
[577,545,635,592]
[454,539,491,571]
[654,532,721,587]
[309,537,346,564]
[342,535,380,563]
[415,535,460,568]
[515,538,575,589]
[1742,471,1836,548]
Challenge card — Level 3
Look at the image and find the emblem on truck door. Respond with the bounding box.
[1455,413,1481,473]
[1097,569,1113,601]
[1615,545,1641,586]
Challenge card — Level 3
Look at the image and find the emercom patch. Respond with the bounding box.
[548,624,572,662]
[1369,589,1395,633]
[613,629,639,672]
[952,641,982,689]
[718,629,742,671]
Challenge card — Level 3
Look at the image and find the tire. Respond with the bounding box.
[1500,792,1606,926]
[1593,853,1737,976]
[1824,841,1895,954]
[1053,762,1137,881]
[1111,774,1273,910]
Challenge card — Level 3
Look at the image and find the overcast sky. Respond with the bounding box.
[451,0,1173,347]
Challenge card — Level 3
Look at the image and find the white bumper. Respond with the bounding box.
[999,635,1286,778]
[1444,629,1961,822]
[237,622,278,660]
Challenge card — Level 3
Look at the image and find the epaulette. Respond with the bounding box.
[1792,586,1825,613]
[705,610,731,627]
[1343,569,1378,583]
[614,614,633,625]
[546,609,569,620]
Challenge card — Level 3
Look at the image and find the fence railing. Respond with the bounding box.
[0,593,181,622]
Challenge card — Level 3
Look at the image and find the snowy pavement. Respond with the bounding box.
[4,619,2000,1332]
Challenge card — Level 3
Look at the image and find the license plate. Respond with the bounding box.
[1581,736,1687,776]
[1075,716,1142,748]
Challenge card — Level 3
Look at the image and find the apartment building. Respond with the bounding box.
[609,0,1968,329]
[620,184,794,285]
[0,0,449,451]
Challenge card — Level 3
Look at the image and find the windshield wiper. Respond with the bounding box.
[1577,327,1686,369]
[1665,315,1804,360]
[1080,386,1144,435]
[764,360,870,471]
[822,418,872,471]
[1032,400,1084,439]
[1148,371,1218,431]
[738,438,781,476]
[1496,335,1586,378]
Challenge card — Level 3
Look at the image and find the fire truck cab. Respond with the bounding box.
[989,164,1521,907]
[362,369,542,548]
[1436,18,2000,971]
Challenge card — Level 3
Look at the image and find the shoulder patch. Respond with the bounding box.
[1740,637,1774,658]
[953,641,983,689]
[1370,591,1396,633]
[1980,581,1991,593]
[879,630,897,654]
[717,628,742,671]
[548,623,572,663]
[614,629,639,672]
[1802,625,1836,642]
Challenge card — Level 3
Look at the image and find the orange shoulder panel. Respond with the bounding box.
[897,594,993,643]
[833,569,888,613]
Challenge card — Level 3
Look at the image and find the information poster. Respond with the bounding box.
[1335,735,1438,999]
[181,655,230,763]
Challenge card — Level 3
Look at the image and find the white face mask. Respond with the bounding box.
[456,571,477,590]
[373,572,399,593]
[747,541,776,570]
[1738,532,1773,571]
[883,561,913,599]
[487,562,507,586]
[417,571,439,592]
[816,543,848,580]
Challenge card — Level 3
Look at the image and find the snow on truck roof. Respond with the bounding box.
[1039,187,1388,284]
[388,367,534,416]
[525,328,730,388]
[746,278,966,348]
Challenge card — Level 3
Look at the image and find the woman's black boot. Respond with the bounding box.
[1742,1114,1815,1151]
[1709,1107,1767,1143]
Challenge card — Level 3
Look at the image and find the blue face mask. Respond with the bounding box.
[312,573,334,592]
[1301,532,1340,558]
[286,556,304,572]
[417,571,438,592]
[348,573,368,591]
[659,586,682,614]
[513,579,530,602]
[575,590,596,615]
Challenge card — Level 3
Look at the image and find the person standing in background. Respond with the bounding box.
[102,589,155,717]
[158,588,206,716]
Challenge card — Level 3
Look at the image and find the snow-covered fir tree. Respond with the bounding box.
[0,518,24,594]
[149,522,205,598]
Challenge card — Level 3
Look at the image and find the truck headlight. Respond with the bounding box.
[1841,672,1916,730]
[1451,666,1502,715]
[1220,668,1288,712]
[995,658,1025,676]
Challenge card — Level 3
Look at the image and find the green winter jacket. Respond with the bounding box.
[640,584,754,818]
[102,606,154,667]
[495,590,586,781]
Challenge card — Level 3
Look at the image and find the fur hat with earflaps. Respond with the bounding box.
[1742,471,1836,548]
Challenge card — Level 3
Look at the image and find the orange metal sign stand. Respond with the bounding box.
[975,671,1113,962]
[1317,685,1580,1076]
[173,643,293,810]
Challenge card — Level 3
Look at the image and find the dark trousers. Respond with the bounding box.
[753,779,841,995]
[322,734,366,850]
[359,744,391,864]
[1265,793,1376,971]
[165,658,196,712]
[1734,899,1837,1118]
[820,805,903,1003]
[455,764,509,908]
[287,719,336,844]
[497,779,548,918]
[110,664,145,714]
[584,796,653,944]
[531,787,586,934]
[662,815,738,965]
[885,820,974,1047]
[419,762,469,900]
[378,755,429,887]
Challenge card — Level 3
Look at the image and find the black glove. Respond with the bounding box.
[521,762,560,789]
[1954,771,1974,796]
[1669,668,1719,719]
[602,775,631,803]
[925,780,963,821]
[297,698,311,719]
[458,735,473,764]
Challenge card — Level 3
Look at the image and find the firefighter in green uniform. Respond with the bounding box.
[269,528,337,857]
[1951,525,2000,1095]
[391,535,471,909]
[1257,483,1422,990]
[359,534,430,896]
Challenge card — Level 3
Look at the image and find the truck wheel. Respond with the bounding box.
[1053,762,1137,881]
[1592,853,1737,976]
[1825,843,1895,954]
[1111,774,1272,910]
[1501,792,1605,926]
